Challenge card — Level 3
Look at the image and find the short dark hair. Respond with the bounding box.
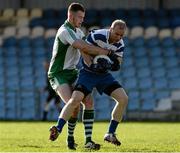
[68,2,85,13]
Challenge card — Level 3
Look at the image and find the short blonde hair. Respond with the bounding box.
[111,19,126,29]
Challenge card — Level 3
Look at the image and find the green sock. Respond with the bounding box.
[82,110,94,144]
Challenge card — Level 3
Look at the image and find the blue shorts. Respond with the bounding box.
[75,69,122,96]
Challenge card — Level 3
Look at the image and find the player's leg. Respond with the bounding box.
[56,84,80,149]
[82,94,100,150]
[104,86,128,146]
[48,72,80,150]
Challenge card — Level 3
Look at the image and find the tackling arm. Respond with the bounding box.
[72,39,110,56]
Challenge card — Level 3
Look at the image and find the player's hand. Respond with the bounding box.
[107,50,121,63]
[90,58,111,73]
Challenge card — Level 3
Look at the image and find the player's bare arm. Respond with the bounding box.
[72,39,110,55]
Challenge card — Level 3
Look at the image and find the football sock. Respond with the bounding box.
[56,118,66,133]
[67,117,78,141]
[83,110,94,144]
[108,120,119,134]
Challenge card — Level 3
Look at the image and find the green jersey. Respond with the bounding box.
[48,20,84,77]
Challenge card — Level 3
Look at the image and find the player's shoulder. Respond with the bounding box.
[91,29,108,42]
[56,25,68,35]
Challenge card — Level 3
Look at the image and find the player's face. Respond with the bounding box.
[72,11,85,28]
[110,26,125,43]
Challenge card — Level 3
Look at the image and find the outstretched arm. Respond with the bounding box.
[72,39,110,56]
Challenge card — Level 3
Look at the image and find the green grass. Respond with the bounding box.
[0,121,179,152]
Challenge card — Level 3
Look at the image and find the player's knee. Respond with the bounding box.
[69,96,82,108]
[121,94,128,106]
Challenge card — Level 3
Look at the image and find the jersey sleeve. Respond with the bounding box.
[58,28,78,45]
[86,32,98,46]
[115,40,125,57]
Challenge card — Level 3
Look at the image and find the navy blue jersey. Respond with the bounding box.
[83,29,125,72]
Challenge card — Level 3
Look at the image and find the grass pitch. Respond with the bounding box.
[0,121,179,152]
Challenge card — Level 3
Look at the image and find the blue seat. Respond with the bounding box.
[43,19,58,28]
[29,17,43,28]
[123,67,136,78]
[85,9,98,25]
[4,47,17,57]
[100,17,113,27]
[175,38,180,47]
[132,37,145,47]
[165,57,179,68]
[114,9,126,19]
[45,37,55,48]
[6,78,19,90]
[35,77,46,88]
[157,18,170,28]
[137,67,151,78]
[128,9,141,17]
[31,37,44,47]
[122,57,133,68]
[135,57,149,68]
[123,46,132,57]
[146,37,160,47]
[128,91,140,100]
[169,78,180,89]
[152,67,166,79]
[139,78,153,89]
[141,90,154,100]
[4,56,18,66]
[33,47,46,57]
[124,78,137,89]
[150,57,164,68]
[43,9,56,19]
[143,17,156,28]
[169,9,180,17]
[0,104,5,118]
[171,16,180,28]
[167,67,180,79]
[163,47,176,57]
[134,47,146,58]
[19,47,32,57]
[128,17,142,27]
[96,109,111,121]
[149,46,162,57]
[155,90,170,100]
[20,66,33,77]
[18,37,31,48]
[143,9,156,18]
[20,77,34,89]
[154,78,168,89]
[157,9,168,18]
[3,37,17,47]
[161,37,174,48]
[19,57,32,67]
[141,99,156,111]
[128,99,140,111]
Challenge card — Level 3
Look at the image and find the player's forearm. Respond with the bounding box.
[73,39,109,55]
[82,44,109,55]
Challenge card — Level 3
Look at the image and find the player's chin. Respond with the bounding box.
[77,23,82,27]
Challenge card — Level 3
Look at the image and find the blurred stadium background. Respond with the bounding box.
[0,0,180,121]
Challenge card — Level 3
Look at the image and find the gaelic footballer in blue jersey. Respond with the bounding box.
[55,19,128,147]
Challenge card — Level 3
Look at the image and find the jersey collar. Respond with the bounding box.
[64,20,76,32]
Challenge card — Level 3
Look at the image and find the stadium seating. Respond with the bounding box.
[0,8,180,120]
